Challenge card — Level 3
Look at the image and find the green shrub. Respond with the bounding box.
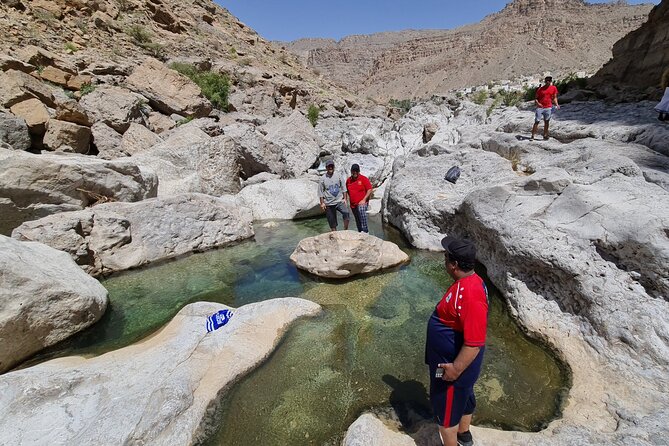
[80,83,96,96]
[170,63,230,110]
[64,42,78,53]
[142,42,165,59]
[523,85,539,102]
[388,98,412,114]
[486,96,502,117]
[500,90,524,107]
[126,25,152,44]
[471,90,488,105]
[307,104,320,127]
[554,72,588,94]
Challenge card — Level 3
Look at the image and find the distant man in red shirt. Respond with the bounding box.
[425,237,488,446]
[531,76,560,141]
[345,164,373,233]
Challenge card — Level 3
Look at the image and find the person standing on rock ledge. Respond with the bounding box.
[531,76,560,141]
[319,159,350,231]
[425,237,488,446]
[346,164,373,233]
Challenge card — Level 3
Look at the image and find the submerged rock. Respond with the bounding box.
[0,298,321,444]
[12,193,254,276]
[0,236,108,373]
[290,231,409,278]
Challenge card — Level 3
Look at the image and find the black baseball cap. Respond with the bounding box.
[325,160,335,168]
[351,163,360,172]
[441,236,476,263]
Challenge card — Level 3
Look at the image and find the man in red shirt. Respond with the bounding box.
[345,164,373,233]
[531,76,560,141]
[425,237,488,446]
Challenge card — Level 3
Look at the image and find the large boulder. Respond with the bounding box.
[126,57,212,118]
[131,125,240,197]
[0,110,30,150]
[0,298,321,444]
[91,122,123,159]
[79,85,145,133]
[261,111,321,177]
[13,194,255,276]
[120,122,162,156]
[0,69,56,108]
[9,98,49,136]
[383,147,517,250]
[224,122,285,178]
[0,235,108,373]
[0,149,158,235]
[290,231,409,278]
[235,178,321,220]
[42,119,91,153]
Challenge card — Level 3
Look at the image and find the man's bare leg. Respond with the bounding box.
[458,414,472,434]
[438,425,459,446]
[531,122,539,139]
[330,227,337,232]
[343,219,349,230]
[543,120,550,139]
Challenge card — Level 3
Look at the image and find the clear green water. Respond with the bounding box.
[31,216,569,444]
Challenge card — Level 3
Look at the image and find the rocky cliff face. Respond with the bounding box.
[591,0,669,91]
[0,0,354,112]
[286,0,654,100]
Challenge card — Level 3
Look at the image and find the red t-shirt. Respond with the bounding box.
[435,273,488,347]
[346,174,372,207]
[536,84,558,109]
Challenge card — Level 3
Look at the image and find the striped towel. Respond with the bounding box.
[206,309,233,333]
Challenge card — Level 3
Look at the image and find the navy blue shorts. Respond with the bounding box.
[431,381,476,427]
[325,202,349,228]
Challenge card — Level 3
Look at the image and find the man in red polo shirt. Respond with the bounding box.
[531,76,560,141]
[425,237,488,446]
[345,164,373,233]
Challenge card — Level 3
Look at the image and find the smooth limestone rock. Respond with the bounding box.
[343,413,417,446]
[131,125,240,197]
[261,110,321,177]
[235,178,321,220]
[0,235,108,373]
[375,103,669,445]
[0,148,158,235]
[0,298,321,445]
[12,193,254,276]
[290,231,409,278]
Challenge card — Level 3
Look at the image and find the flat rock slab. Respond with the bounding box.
[0,298,321,445]
[0,236,108,373]
[235,178,321,220]
[290,231,409,278]
[12,193,254,277]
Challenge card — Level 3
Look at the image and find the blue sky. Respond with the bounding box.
[216,0,659,42]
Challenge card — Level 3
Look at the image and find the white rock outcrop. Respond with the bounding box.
[0,298,321,445]
[132,125,240,197]
[0,236,108,373]
[290,231,409,278]
[235,178,321,220]
[0,148,158,235]
[12,193,254,276]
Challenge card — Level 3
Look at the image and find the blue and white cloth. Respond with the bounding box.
[206,309,233,333]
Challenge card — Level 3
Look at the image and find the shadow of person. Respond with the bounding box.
[382,374,432,430]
